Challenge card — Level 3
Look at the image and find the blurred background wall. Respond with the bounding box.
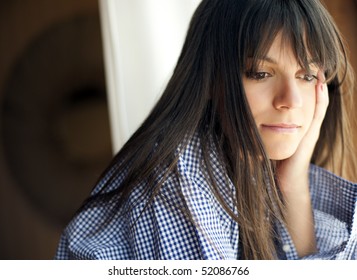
[0,0,356,260]
[323,0,357,181]
[0,0,112,259]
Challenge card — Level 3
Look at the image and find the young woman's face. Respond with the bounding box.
[243,33,318,160]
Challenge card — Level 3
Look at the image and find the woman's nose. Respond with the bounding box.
[273,79,303,110]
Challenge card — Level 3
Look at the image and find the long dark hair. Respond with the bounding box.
[86,0,355,259]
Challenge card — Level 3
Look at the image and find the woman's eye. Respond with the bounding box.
[300,74,318,82]
[246,72,271,81]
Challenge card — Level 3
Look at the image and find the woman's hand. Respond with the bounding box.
[276,71,329,257]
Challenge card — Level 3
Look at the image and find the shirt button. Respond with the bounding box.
[282,244,291,253]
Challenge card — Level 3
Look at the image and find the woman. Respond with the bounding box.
[55,0,357,259]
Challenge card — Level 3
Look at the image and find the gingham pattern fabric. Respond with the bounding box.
[55,135,357,260]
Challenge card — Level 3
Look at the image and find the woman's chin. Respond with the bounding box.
[267,147,297,161]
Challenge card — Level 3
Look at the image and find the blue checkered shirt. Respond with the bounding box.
[55,135,357,259]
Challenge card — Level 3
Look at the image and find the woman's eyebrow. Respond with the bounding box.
[247,56,278,65]
[307,60,320,68]
[259,56,278,64]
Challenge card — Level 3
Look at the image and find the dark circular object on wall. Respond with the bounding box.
[1,14,112,225]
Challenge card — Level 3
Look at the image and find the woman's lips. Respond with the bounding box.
[261,123,301,133]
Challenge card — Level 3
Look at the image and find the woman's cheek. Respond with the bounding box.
[301,84,317,129]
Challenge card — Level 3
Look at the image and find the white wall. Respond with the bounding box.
[99,0,201,153]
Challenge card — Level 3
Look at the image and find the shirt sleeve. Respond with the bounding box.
[300,165,357,259]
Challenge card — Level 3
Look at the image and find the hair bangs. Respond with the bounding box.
[240,0,346,83]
